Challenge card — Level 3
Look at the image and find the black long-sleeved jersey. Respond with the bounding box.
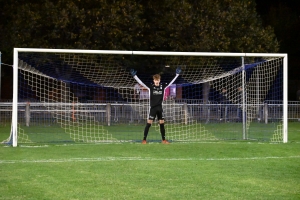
[133,74,179,107]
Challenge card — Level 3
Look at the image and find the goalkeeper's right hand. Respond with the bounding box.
[130,69,137,77]
[176,67,182,75]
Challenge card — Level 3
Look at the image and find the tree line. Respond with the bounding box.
[0,0,280,98]
[1,0,279,55]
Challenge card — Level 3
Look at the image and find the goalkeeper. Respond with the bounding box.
[130,67,182,144]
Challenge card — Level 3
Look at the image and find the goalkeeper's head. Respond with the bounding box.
[153,74,161,86]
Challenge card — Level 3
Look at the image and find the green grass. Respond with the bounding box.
[0,121,290,144]
[0,123,300,199]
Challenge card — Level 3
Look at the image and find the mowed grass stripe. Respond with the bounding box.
[1,155,299,164]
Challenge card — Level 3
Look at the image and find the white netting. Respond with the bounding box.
[6,51,285,144]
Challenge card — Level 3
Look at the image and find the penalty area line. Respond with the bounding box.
[0,155,299,164]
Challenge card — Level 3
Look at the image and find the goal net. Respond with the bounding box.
[5,49,288,146]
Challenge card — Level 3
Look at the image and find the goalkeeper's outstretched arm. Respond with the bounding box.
[166,67,182,87]
[130,67,181,88]
[130,69,149,89]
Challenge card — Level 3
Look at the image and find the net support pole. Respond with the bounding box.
[184,103,188,125]
[11,49,19,147]
[283,55,288,143]
[107,103,111,126]
[264,103,268,124]
[25,102,30,127]
[0,51,1,100]
[241,56,247,140]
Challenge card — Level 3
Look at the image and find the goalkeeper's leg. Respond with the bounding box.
[159,120,169,144]
[143,120,152,141]
[159,120,166,140]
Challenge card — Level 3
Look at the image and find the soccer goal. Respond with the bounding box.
[5,48,288,146]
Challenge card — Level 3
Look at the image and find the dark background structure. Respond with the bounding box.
[256,0,300,100]
[0,0,299,100]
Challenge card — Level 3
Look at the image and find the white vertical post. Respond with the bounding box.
[283,55,288,143]
[107,103,111,126]
[264,103,268,124]
[256,70,260,118]
[184,103,188,125]
[25,102,31,127]
[241,57,247,140]
[0,51,1,100]
[12,48,19,147]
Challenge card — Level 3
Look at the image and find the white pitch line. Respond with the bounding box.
[0,156,299,164]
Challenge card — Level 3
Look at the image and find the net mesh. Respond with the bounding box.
[5,52,284,144]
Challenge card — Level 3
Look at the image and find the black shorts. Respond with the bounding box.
[148,105,164,121]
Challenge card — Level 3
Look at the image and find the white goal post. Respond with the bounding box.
[7,48,287,146]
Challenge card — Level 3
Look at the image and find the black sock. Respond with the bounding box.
[160,123,165,140]
[143,123,151,140]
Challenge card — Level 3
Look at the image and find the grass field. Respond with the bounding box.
[1,123,300,199]
[0,120,289,144]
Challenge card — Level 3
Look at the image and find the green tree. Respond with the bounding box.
[2,0,278,52]
[0,0,280,99]
[1,0,144,50]
[133,0,279,52]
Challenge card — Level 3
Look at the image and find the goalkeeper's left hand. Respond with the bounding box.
[130,69,137,76]
[176,67,182,75]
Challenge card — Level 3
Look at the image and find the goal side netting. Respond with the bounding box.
[4,49,287,146]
